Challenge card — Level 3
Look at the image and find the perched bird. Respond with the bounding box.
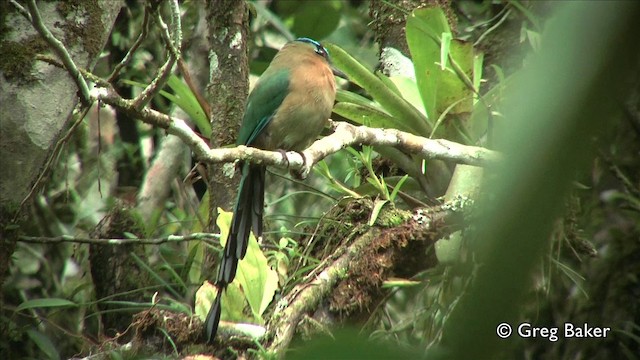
[204,37,342,343]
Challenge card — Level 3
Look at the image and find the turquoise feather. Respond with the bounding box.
[205,38,338,343]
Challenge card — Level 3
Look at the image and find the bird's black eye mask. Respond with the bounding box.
[295,37,347,79]
[295,37,330,60]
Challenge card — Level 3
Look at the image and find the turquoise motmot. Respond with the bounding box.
[204,37,344,343]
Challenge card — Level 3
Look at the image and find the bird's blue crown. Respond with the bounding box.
[295,37,329,59]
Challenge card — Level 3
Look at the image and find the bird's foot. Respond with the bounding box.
[291,151,309,180]
[276,149,310,179]
[276,149,290,168]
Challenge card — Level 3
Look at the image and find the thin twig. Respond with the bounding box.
[107,6,151,82]
[9,0,31,21]
[14,104,91,222]
[131,5,180,110]
[474,8,512,47]
[167,0,182,57]
[18,232,220,246]
[36,55,111,87]
[26,0,91,106]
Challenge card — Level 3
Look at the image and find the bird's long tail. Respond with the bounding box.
[205,163,265,343]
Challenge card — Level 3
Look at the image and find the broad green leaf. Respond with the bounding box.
[194,280,246,323]
[27,329,60,360]
[17,298,77,312]
[218,208,278,322]
[388,76,428,118]
[406,7,449,120]
[194,281,216,321]
[465,71,514,143]
[407,8,477,137]
[326,43,431,137]
[376,71,402,96]
[235,243,279,320]
[436,39,474,116]
[333,102,410,132]
[223,282,249,322]
[215,209,250,322]
[336,89,377,108]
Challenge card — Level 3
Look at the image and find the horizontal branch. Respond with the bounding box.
[90,87,500,178]
[17,232,220,246]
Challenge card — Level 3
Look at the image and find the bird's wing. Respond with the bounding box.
[237,69,291,146]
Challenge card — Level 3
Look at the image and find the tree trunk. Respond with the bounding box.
[0,0,124,307]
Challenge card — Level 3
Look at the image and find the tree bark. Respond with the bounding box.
[203,0,250,276]
[0,0,123,307]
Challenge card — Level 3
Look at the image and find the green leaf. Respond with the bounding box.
[236,242,279,320]
[335,89,377,108]
[27,329,60,360]
[194,280,217,321]
[194,257,248,323]
[465,71,514,143]
[17,298,77,312]
[436,39,475,116]
[333,102,410,132]
[407,8,476,128]
[440,31,452,70]
[406,7,449,120]
[389,174,410,202]
[388,76,428,118]
[382,278,421,288]
[326,43,431,137]
[376,71,402,96]
[369,199,389,226]
[217,209,278,322]
[121,76,211,137]
[223,282,250,322]
[164,76,211,137]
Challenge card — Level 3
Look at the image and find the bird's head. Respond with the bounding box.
[287,37,347,79]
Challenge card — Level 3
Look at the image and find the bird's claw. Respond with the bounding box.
[277,150,308,180]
